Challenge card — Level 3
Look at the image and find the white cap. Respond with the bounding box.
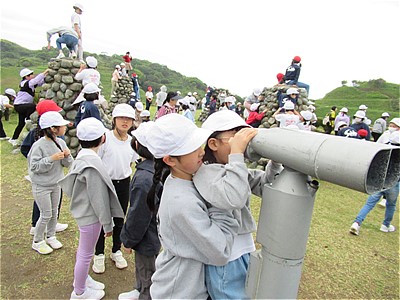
[72,95,85,106]
[86,56,98,68]
[354,110,366,118]
[135,102,144,111]
[286,88,299,95]
[4,88,16,97]
[178,98,190,106]
[253,88,262,97]
[283,101,295,110]
[20,68,33,78]
[145,114,212,159]
[115,65,121,69]
[140,110,150,117]
[187,92,192,96]
[389,131,400,145]
[250,103,260,112]
[307,105,316,111]
[300,110,312,121]
[132,121,153,146]
[82,83,101,94]
[389,117,400,127]
[77,117,106,141]
[120,62,126,66]
[160,85,167,92]
[130,92,136,96]
[177,91,181,95]
[193,92,198,96]
[112,103,135,119]
[39,111,69,129]
[340,107,348,113]
[336,121,348,129]
[359,104,368,110]
[202,110,250,132]
[382,112,390,117]
[73,3,84,11]
[224,96,236,103]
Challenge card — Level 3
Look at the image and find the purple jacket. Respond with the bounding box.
[14,73,46,105]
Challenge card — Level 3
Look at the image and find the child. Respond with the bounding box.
[193,110,283,299]
[140,110,150,122]
[28,111,73,255]
[179,98,195,122]
[245,103,266,128]
[0,88,16,139]
[21,99,69,235]
[273,101,300,128]
[155,92,181,119]
[139,114,239,299]
[93,104,139,274]
[297,110,314,131]
[119,122,161,300]
[58,117,124,300]
[74,83,102,127]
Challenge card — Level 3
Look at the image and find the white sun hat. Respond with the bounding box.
[286,88,299,95]
[250,103,261,111]
[39,111,69,129]
[19,68,34,78]
[202,110,250,132]
[283,101,295,110]
[354,110,366,118]
[4,88,16,97]
[359,104,368,110]
[132,121,154,146]
[300,110,313,121]
[76,117,106,141]
[82,83,101,94]
[112,103,136,119]
[146,114,212,159]
[340,107,348,113]
[86,56,98,68]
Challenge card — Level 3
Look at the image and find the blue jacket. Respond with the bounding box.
[350,122,371,140]
[120,159,161,256]
[75,101,101,127]
[284,63,301,84]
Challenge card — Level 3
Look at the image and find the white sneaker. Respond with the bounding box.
[56,52,65,59]
[56,222,68,232]
[32,240,53,255]
[92,254,105,274]
[30,226,35,235]
[110,250,128,269]
[24,175,32,182]
[349,222,360,236]
[118,289,140,300]
[86,275,105,290]
[47,236,63,249]
[70,287,105,299]
[8,139,18,146]
[377,198,386,208]
[71,51,77,59]
[380,224,396,233]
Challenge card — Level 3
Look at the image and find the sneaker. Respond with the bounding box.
[118,289,140,300]
[8,139,18,146]
[71,51,77,59]
[0,136,10,140]
[56,52,65,59]
[24,175,32,182]
[110,250,128,269]
[56,222,68,232]
[70,287,105,299]
[92,254,105,274]
[30,226,35,235]
[32,240,53,255]
[86,275,105,290]
[377,198,386,208]
[349,222,360,236]
[47,236,63,249]
[380,224,396,233]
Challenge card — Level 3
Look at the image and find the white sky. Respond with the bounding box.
[1,0,399,99]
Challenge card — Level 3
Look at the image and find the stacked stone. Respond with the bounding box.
[34,58,127,156]
[108,77,135,113]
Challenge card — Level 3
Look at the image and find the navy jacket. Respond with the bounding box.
[284,63,301,84]
[120,159,161,256]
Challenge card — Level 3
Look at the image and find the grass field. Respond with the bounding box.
[0,113,398,299]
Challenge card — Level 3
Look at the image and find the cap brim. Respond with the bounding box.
[55,120,70,126]
[171,95,183,100]
[170,127,212,156]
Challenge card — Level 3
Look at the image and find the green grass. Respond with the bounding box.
[1,113,399,299]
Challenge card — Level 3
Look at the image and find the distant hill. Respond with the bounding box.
[0,39,209,98]
[315,79,399,122]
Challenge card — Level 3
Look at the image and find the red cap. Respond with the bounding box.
[276,73,284,82]
[36,100,62,116]
[357,129,368,138]
[293,56,301,63]
[132,73,137,77]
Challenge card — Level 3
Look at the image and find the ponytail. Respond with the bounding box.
[147,158,170,212]
[42,128,63,152]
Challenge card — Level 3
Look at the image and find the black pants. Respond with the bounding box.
[0,111,7,137]
[135,252,157,300]
[95,177,130,255]
[12,103,36,140]
[372,132,382,142]
[32,190,63,226]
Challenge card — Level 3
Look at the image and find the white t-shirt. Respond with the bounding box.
[74,69,100,86]
[156,91,167,107]
[71,12,81,31]
[0,95,10,111]
[274,113,300,128]
[145,91,153,99]
[98,130,139,180]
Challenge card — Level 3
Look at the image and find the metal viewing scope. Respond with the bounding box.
[245,128,400,299]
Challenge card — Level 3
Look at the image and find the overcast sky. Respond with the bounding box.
[1,0,399,99]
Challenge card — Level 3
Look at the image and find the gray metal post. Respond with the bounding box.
[244,128,400,299]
